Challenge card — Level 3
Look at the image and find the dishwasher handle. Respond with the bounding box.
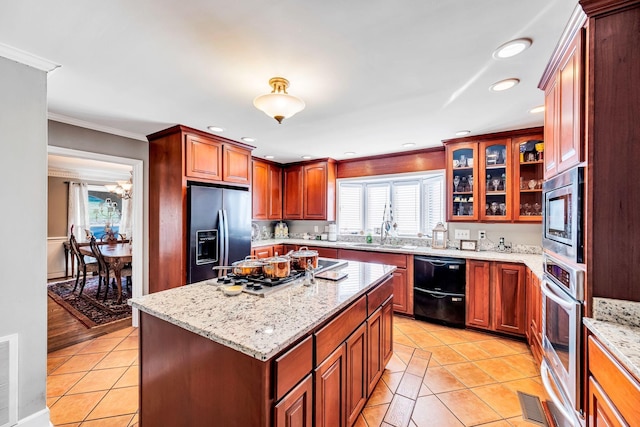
[414,256,466,267]
[414,288,464,299]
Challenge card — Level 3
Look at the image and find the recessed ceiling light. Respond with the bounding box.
[301,155,312,160]
[241,137,256,143]
[207,126,224,132]
[402,143,416,148]
[529,105,545,114]
[455,130,471,136]
[344,151,356,156]
[265,155,275,159]
[489,78,520,92]
[492,38,532,60]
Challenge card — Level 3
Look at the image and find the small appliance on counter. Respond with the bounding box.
[328,223,337,241]
[274,221,289,238]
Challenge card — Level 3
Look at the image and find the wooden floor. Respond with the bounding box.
[48,281,132,353]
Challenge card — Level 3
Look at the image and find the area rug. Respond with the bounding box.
[47,276,132,328]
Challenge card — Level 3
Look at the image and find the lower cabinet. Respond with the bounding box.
[466,260,526,336]
[525,268,543,363]
[273,277,393,427]
[587,335,640,426]
[252,245,274,259]
[275,374,313,427]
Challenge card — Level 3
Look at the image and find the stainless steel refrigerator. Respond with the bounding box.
[187,184,251,284]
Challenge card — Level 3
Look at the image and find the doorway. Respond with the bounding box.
[47,146,144,351]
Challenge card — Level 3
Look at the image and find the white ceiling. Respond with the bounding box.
[1,0,576,163]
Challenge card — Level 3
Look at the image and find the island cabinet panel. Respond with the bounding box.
[366,307,383,395]
[185,133,222,181]
[587,335,640,426]
[493,263,526,335]
[275,335,313,401]
[315,344,346,427]
[275,374,313,427]
[338,248,413,315]
[346,323,368,427]
[139,312,271,427]
[381,297,393,366]
[466,260,491,329]
[315,296,367,363]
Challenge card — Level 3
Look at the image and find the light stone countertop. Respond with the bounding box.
[130,261,395,361]
[253,238,544,279]
[583,298,640,381]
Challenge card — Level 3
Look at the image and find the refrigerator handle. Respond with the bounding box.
[218,209,225,276]
[223,209,230,266]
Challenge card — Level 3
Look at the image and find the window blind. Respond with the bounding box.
[338,184,363,233]
[423,175,444,236]
[366,184,390,232]
[393,181,420,235]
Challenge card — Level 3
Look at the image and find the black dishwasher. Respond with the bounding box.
[413,256,466,327]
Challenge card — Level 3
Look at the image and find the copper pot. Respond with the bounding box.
[262,256,291,279]
[231,256,264,276]
[290,247,319,270]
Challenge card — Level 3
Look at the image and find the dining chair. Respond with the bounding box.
[69,234,100,296]
[89,237,132,301]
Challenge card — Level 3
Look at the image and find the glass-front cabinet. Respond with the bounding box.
[479,139,511,221]
[513,134,544,221]
[446,143,478,221]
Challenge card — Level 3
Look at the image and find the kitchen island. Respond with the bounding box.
[129,260,395,427]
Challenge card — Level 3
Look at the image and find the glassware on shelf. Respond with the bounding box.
[491,177,501,192]
[499,203,506,215]
[459,155,467,167]
[453,176,461,192]
[468,175,473,191]
[460,176,469,192]
[490,202,499,215]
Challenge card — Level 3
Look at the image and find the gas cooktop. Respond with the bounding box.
[214,258,348,297]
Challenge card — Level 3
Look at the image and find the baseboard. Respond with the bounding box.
[15,407,51,427]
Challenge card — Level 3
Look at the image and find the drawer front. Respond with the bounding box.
[275,335,313,401]
[315,296,367,365]
[339,249,407,269]
[367,277,393,316]
[588,336,640,424]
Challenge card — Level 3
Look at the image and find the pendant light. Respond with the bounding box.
[253,77,305,123]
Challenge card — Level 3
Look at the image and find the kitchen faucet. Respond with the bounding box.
[380,202,394,245]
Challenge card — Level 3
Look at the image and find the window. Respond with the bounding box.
[88,185,122,238]
[337,172,445,237]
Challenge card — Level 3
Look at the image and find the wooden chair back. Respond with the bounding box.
[89,237,110,275]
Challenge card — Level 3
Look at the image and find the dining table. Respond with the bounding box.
[79,242,132,304]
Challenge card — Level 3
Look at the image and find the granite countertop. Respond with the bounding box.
[130,261,395,361]
[583,298,640,381]
[253,238,544,279]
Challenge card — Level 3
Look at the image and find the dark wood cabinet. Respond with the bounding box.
[338,249,413,315]
[525,268,543,363]
[444,128,543,224]
[284,166,304,219]
[493,263,526,335]
[512,134,544,222]
[315,345,346,427]
[366,307,383,396]
[345,323,367,427]
[252,159,282,220]
[466,260,526,337]
[275,374,313,427]
[283,160,337,221]
[381,297,393,366]
[588,377,626,427]
[147,125,254,292]
[466,260,491,329]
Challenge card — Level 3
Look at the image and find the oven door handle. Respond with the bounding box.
[541,280,575,310]
[541,360,576,426]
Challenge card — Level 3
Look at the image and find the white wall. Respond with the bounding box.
[0,56,49,424]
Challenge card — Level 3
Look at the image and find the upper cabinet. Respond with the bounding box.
[252,159,282,220]
[283,160,336,221]
[444,129,542,223]
[540,23,585,179]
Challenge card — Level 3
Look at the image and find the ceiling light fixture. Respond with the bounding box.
[253,77,305,124]
[402,143,416,148]
[344,151,356,156]
[492,38,532,59]
[207,126,224,132]
[301,155,312,160]
[529,105,545,114]
[455,130,471,136]
[489,78,520,92]
[265,155,275,159]
[241,137,256,143]
[104,172,133,200]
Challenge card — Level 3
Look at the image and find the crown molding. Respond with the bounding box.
[48,166,130,182]
[48,112,148,142]
[579,0,640,16]
[0,42,60,72]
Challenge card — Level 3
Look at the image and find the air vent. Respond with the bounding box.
[517,391,549,426]
[0,334,18,427]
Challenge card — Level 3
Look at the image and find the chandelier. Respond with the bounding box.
[253,77,305,124]
[104,173,132,200]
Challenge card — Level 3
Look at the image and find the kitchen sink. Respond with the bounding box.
[351,243,404,249]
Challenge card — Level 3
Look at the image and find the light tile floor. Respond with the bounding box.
[47,316,546,426]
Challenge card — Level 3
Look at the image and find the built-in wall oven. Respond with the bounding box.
[542,166,585,264]
[540,253,585,427]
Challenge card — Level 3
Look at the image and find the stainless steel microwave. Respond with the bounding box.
[542,167,585,264]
